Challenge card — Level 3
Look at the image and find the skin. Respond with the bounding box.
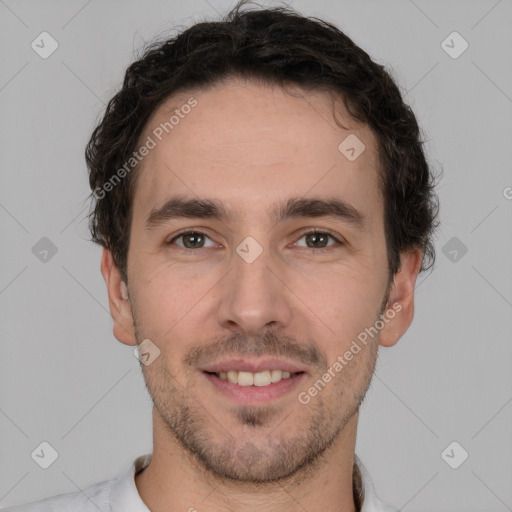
[101,78,422,512]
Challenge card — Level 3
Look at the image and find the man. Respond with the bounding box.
[3,0,439,510]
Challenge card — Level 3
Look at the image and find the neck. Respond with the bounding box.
[135,409,361,512]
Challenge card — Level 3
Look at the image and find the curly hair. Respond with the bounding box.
[86,0,440,285]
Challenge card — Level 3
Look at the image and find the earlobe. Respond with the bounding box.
[100,248,137,346]
[379,248,422,348]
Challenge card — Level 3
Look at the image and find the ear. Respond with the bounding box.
[379,248,422,348]
[100,247,137,346]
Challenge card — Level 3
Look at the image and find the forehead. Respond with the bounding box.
[132,79,382,227]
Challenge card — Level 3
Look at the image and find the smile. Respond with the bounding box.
[207,369,303,386]
[202,370,307,405]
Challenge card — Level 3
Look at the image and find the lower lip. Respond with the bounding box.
[203,372,307,405]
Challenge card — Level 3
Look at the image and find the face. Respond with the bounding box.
[107,79,413,484]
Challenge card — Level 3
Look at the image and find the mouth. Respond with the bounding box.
[201,360,308,406]
[204,369,304,386]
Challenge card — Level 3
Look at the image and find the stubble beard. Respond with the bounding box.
[130,285,388,484]
[135,331,379,485]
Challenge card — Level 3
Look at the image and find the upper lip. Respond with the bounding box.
[200,357,307,374]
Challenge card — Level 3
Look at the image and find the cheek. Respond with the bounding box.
[295,265,384,354]
[130,264,193,339]
[130,256,225,350]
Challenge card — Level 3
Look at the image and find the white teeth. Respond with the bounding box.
[216,369,295,386]
[253,370,271,387]
[270,369,283,382]
[237,371,254,386]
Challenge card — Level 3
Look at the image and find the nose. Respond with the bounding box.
[216,244,294,335]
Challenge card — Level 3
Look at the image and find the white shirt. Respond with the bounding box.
[1,454,399,511]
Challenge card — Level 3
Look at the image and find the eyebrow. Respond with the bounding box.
[145,195,369,232]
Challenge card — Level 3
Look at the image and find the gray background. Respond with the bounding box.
[1,0,511,510]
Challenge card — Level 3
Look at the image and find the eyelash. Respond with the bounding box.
[166,229,344,252]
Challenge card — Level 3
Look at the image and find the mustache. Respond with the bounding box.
[184,330,327,372]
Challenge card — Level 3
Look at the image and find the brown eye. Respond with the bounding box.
[168,231,216,249]
[295,231,341,250]
[305,232,330,248]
